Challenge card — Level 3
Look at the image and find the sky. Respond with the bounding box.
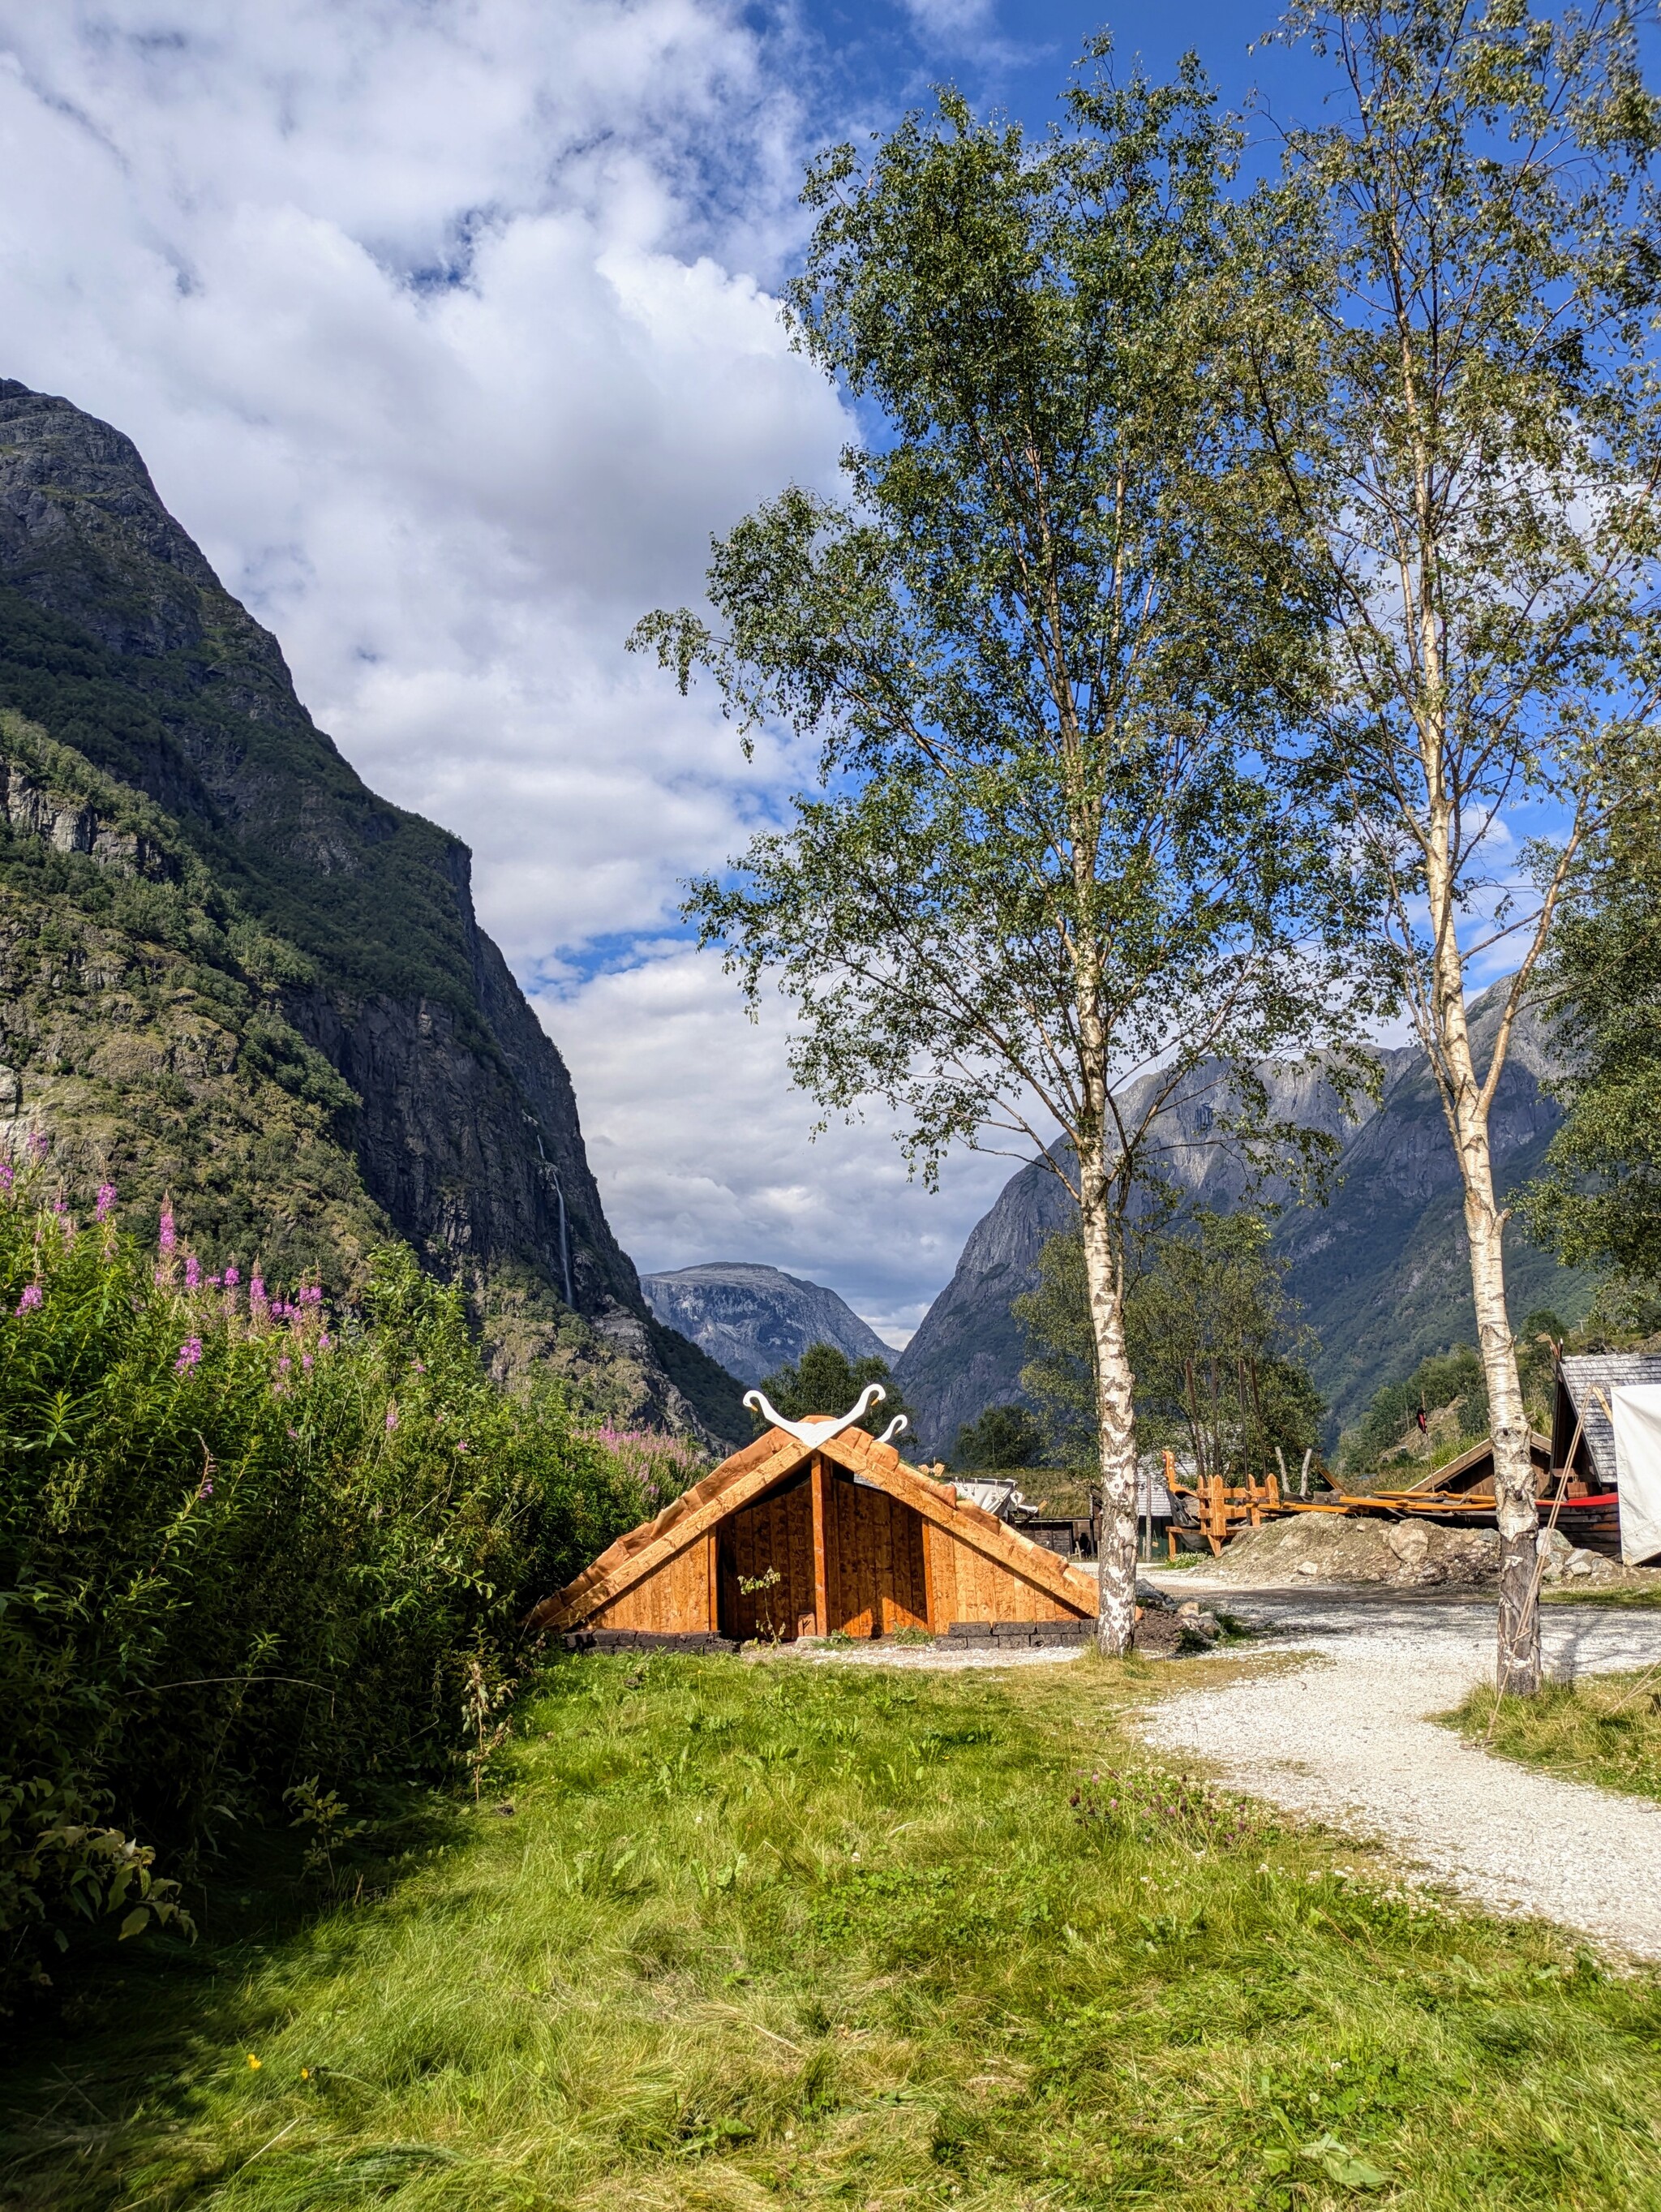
[0,2,1397,1344]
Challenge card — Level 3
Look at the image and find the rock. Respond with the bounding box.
[1297,1560,1321,1577]
[1384,1521,1431,1569]
[1177,1600,1201,1617]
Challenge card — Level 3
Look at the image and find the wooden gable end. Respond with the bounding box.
[530,1420,1097,1643]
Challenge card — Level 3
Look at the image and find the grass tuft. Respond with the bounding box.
[1450,1670,1661,1803]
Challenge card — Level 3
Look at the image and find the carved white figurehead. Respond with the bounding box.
[743,1382,889,1450]
[877,1414,908,1446]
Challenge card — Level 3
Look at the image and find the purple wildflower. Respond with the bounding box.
[52,1193,66,1216]
[277,1356,291,1372]
[317,1332,333,1351]
[95,1183,116,1223]
[197,1479,214,1499]
[456,1439,469,1453]
[412,1360,427,1373]
[174,1337,204,1372]
[159,1204,176,1255]
[15,1282,42,1314]
[0,1162,12,1195]
[225,1265,239,1287]
[302,1353,313,1373]
[207,1273,221,1291]
[385,1402,399,1432]
[28,1132,47,1162]
[184,1253,201,1291]
[286,1425,298,1440]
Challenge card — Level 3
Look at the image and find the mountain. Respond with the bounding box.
[893,992,1597,1454]
[640,1261,895,1387]
[0,378,748,1446]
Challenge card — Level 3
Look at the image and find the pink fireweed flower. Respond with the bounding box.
[0,1162,12,1195]
[225,1265,239,1287]
[184,1253,200,1291]
[197,1478,214,1499]
[317,1332,333,1352]
[159,1205,176,1255]
[207,1273,221,1291]
[52,1193,66,1215]
[385,1402,399,1432]
[174,1338,203,1372]
[455,1439,469,1453]
[95,1183,116,1222]
[28,1132,47,1162]
[412,1360,427,1373]
[301,1353,313,1373]
[15,1282,42,1314]
[277,1356,291,1372]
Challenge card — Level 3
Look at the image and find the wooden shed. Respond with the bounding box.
[530,1413,1099,1652]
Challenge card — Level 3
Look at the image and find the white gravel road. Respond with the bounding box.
[1140,1581,1661,1960]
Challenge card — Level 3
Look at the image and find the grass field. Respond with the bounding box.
[5,1649,1661,2210]
[1453,1670,1661,1806]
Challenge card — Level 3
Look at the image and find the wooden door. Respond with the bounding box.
[717,1469,817,1640]
[825,1471,929,1636]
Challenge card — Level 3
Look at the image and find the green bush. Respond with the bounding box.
[0,1159,648,2005]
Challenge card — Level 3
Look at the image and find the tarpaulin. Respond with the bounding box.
[1611,1384,1661,1566]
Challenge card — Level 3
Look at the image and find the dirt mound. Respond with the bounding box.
[1204,1512,1499,1587]
[1203,1512,1660,1591]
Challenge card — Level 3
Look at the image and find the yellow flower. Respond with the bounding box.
[246,2054,261,2071]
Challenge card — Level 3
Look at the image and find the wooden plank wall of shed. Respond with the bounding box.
[825,1473,929,1636]
[720,1470,817,1641]
[590,1534,715,1633]
[923,1520,1082,1624]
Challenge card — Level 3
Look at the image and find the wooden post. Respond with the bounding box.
[810,1451,830,1636]
[706,1531,719,1634]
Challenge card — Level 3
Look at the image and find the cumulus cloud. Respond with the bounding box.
[539,945,1020,1344]
[0,0,1019,1323]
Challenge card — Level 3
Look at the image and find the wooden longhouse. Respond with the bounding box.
[529,1412,1099,1652]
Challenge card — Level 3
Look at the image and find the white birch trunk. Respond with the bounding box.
[1078,1140,1138,1657]
[1431,935,1540,1694]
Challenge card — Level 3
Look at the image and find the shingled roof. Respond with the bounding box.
[1555,1355,1661,1485]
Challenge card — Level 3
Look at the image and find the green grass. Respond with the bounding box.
[5,1652,1661,2210]
[1543,1583,1661,1609]
[1451,1671,1661,1804]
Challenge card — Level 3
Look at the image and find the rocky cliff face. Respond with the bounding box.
[0,379,747,1445]
[894,999,1595,1454]
[640,1261,895,1387]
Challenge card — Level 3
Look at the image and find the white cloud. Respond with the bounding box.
[0,0,1016,1316]
[539,945,1019,1343]
[900,0,997,41]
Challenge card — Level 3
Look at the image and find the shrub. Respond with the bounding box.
[0,1159,647,2004]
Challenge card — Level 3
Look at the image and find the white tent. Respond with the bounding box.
[1610,1384,1661,1566]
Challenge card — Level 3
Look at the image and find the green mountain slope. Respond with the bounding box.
[0,378,747,1445]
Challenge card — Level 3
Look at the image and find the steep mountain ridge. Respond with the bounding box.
[641,1261,895,1387]
[893,997,1595,1453]
[0,378,747,1445]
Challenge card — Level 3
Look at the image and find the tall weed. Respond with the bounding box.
[0,1159,649,2003]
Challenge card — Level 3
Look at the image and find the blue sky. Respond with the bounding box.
[0,3,1598,1342]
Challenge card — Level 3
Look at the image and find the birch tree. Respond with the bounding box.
[632,67,1371,1654]
[1249,2,1661,1691]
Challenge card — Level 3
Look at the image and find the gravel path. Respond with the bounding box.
[1141,1580,1661,1960]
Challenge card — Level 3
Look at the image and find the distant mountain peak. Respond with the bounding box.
[641,1261,894,1387]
